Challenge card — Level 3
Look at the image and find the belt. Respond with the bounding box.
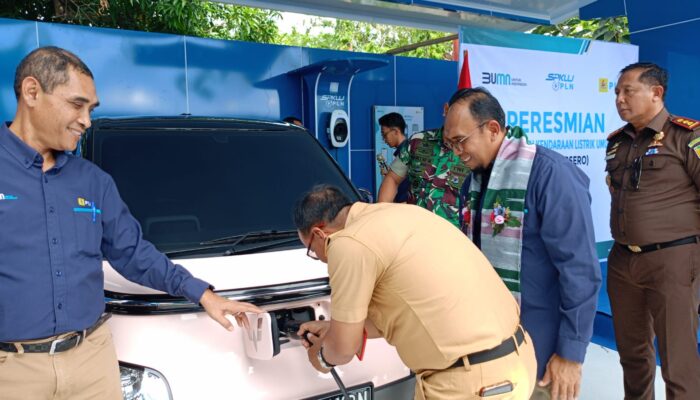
[621,235,698,254]
[0,313,112,355]
[450,325,525,369]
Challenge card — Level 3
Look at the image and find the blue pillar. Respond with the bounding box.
[582,0,700,117]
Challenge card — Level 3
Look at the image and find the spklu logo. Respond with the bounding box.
[546,73,574,91]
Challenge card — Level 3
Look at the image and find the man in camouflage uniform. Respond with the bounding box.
[377,126,469,227]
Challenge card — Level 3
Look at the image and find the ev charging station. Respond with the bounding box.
[288,58,388,176]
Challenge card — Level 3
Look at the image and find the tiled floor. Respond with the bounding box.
[580,344,666,399]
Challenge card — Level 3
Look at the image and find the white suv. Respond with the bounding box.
[83,117,413,400]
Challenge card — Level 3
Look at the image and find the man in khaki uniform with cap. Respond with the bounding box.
[606,62,700,399]
[294,185,537,399]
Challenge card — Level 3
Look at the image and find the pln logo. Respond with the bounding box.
[0,193,18,201]
[77,197,94,207]
[546,73,574,91]
[598,78,616,93]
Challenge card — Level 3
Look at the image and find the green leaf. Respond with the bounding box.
[530,15,628,44]
[506,218,521,228]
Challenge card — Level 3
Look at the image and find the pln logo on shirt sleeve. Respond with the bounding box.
[73,197,102,222]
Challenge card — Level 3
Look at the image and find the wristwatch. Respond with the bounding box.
[317,347,336,370]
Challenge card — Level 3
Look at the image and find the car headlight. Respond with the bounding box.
[119,362,173,400]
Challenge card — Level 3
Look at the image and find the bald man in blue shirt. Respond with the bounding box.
[0,47,262,399]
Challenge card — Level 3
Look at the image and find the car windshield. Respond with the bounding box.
[91,123,359,254]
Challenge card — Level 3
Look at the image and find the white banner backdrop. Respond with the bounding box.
[459,28,638,251]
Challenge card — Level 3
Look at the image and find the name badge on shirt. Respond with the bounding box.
[73,197,102,223]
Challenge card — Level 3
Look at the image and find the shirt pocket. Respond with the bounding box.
[445,164,469,191]
[605,159,622,192]
[0,194,21,220]
[637,155,668,192]
[0,202,13,220]
[72,210,103,257]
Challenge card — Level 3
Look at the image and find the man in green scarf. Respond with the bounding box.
[444,88,601,400]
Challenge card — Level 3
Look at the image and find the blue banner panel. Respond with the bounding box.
[460,26,591,54]
[349,150,374,193]
[186,38,302,119]
[631,19,700,118]
[395,56,457,129]
[579,0,627,20]
[0,17,458,193]
[38,23,188,117]
[627,1,700,33]
[0,18,39,122]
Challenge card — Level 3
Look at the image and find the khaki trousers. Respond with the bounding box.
[608,241,700,400]
[0,324,122,400]
[414,331,537,400]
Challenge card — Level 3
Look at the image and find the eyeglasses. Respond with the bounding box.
[306,234,319,260]
[444,121,488,151]
[631,156,643,190]
[305,227,324,260]
[380,127,394,139]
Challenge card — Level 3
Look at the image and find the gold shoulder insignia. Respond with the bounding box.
[607,127,624,140]
[670,116,700,131]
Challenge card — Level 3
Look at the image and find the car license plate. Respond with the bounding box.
[304,382,373,400]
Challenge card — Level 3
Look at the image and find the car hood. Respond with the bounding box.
[103,248,328,294]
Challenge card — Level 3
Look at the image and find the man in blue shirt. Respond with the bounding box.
[0,47,262,399]
[443,88,601,400]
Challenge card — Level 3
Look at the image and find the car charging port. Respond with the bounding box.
[272,306,315,345]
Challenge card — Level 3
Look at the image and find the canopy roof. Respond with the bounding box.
[223,0,600,33]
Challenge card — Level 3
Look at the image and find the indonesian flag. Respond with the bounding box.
[458,49,472,89]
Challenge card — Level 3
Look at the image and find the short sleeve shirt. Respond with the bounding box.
[389,128,469,227]
[325,202,519,372]
[392,141,410,203]
[606,109,700,245]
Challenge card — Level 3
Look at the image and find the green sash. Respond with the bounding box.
[462,127,535,301]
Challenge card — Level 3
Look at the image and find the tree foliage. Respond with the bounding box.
[278,17,454,60]
[531,16,630,43]
[1,2,628,57]
[0,0,281,43]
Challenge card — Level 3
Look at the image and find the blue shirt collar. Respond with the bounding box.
[1,122,70,171]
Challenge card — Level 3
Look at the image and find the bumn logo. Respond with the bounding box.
[482,72,511,85]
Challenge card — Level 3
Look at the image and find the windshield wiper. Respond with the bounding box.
[199,230,298,246]
[222,237,301,256]
[164,236,301,259]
